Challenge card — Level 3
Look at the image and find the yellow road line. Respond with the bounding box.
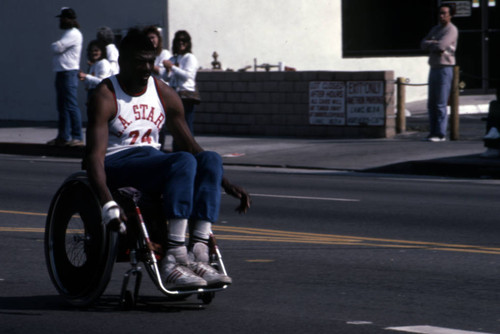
[1,209,500,255]
[214,226,500,252]
[0,227,45,233]
[249,193,360,202]
[0,209,47,217]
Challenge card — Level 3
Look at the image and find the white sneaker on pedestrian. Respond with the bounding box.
[161,247,207,289]
[426,136,446,142]
[189,243,232,287]
[484,127,500,139]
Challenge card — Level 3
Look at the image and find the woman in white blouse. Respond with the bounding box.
[78,40,112,102]
[164,30,199,142]
[144,26,172,83]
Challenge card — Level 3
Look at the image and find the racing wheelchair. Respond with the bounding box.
[44,171,230,308]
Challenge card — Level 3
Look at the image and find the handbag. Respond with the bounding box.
[178,87,201,104]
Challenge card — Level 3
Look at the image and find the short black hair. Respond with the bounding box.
[86,40,107,61]
[440,4,456,16]
[118,28,155,61]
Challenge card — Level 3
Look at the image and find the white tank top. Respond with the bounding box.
[106,76,166,156]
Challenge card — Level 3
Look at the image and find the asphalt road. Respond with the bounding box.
[0,154,499,334]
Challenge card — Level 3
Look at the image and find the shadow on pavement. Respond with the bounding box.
[0,294,208,313]
[363,153,500,179]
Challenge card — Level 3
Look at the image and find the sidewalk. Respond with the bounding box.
[1,94,499,178]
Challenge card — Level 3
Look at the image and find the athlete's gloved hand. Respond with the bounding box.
[102,201,127,234]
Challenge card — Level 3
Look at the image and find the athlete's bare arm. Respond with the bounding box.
[156,81,251,213]
[85,80,116,206]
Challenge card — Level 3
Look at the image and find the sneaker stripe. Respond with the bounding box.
[190,262,232,285]
[166,270,182,283]
[196,268,207,277]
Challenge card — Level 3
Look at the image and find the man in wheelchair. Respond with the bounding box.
[85,29,251,290]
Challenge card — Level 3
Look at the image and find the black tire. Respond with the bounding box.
[44,172,118,307]
[120,290,135,310]
[200,292,215,305]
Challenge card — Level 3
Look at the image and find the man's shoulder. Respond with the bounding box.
[95,77,115,97]
[88,78,117,118]
[63,28,83,41]
[66,27,82,35]
[152,77,182,109]
[153,77,174,96]
[441,22,458,31]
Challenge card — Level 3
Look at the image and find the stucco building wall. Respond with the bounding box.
[0,0,428,122]
[167,0,428,102]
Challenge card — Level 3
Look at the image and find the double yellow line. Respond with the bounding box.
[1,209,500,255]
[213,225,500,255]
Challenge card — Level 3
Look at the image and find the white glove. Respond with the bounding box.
[102,201,126,234]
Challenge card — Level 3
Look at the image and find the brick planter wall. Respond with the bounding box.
[194,70,395,138]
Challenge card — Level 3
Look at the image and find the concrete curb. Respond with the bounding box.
[3,142,500,179]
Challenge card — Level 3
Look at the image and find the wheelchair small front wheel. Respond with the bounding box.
[199,291,215,305]
[44,172,118,307]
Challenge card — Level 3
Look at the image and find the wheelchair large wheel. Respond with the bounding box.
[44,172,118,307]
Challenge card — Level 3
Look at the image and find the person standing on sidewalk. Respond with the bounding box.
[143,26,172,83]
[96,26,120,76]
[421,4,458,142]
[48,7,84,147]
[78,40,112,102]
[164,30,200,150]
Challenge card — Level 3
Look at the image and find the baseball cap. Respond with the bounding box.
[56,7,77,19]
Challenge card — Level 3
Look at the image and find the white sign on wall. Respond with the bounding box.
[346,81,385,126]
[441,1,472,17]
[309,81,346,125]
[309,81,385,126]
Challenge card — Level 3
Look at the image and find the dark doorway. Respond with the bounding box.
[453,0,499,93]
[341,0,499,93]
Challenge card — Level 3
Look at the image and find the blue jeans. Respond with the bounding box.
[104,147,223,222]
[55,70,82,141]
[427,66,453,137]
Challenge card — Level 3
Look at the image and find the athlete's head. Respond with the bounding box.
[119,29,155,62]
[118,29,156,87]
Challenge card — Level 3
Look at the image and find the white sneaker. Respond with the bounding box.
[161,247,207,289]
[426,136,446,142]
[480,148,500,159]
[189,243,232,287]
[484,127,500,139]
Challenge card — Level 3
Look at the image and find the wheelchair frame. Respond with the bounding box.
[44,171,229,308]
